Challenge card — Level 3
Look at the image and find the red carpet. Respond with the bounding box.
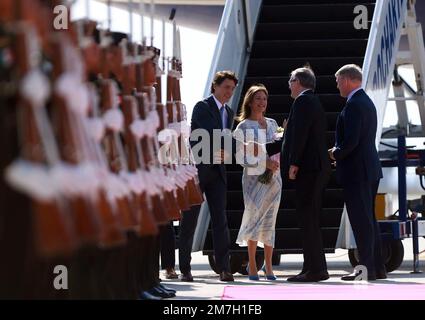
[222,283,425,300]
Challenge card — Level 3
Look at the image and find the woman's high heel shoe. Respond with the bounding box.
[246,266,260,281]
[261,266,277,280]
[249,275,260,281]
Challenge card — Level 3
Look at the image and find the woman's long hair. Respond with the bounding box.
[236,84,268,122]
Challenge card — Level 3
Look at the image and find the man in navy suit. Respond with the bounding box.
[329,64,387,281]
[178,71,238,282]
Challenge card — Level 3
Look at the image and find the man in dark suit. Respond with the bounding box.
[281,68,330,282]
[159,222,178,279]
[329,64,386,281]
[281,67,331,282]
[178,71,238,282]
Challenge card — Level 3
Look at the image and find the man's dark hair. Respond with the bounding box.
[210,70,238,93]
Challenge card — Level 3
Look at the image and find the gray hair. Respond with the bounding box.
[291,67,316,90]
[335,64,363,82]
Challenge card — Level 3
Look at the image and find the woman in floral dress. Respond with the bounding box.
[234,84,282,280]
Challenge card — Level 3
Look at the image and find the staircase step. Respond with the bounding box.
[226,208,343,229]
[266,94,346,113]
[255,22,370,41]
[244,75,339,95]
[274,227,340,251]
[223,130,337,159]
[266,112,339,131]
[202,0,376,255]
[247,57,364,77]
[259,4,374,23]
[251,39,368,59]
[226,189,343,210]
[204,227,340,252]
[226,170,341,191]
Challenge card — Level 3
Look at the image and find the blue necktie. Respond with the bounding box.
[220,106,227,129]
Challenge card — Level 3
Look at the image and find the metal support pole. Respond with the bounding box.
[393,67,410,130]
[398,135,408,222]
[411,212,423,273]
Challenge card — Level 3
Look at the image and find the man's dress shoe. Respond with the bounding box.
[139,291,162,300]
[341,271,378,281]
[287,272,329,282]
[157,285,176,298]
[180,272,194,282]
[148,286,176,298]
[219,271,234,282]
[158,283,176,293]
[165,268,178,279]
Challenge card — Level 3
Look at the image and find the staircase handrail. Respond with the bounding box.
[192,0,262,251]
[362,0,409,147]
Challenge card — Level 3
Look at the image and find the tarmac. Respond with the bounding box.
[161,238,425,300]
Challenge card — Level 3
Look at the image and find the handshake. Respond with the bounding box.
[244,142,279,171]
[328,147,336,166]
[213,149,231,164]
[245,141,263,157]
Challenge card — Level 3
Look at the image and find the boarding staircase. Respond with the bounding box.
[197,0,412,274]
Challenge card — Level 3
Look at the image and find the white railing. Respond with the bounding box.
[192,0,262,251]
[202,0,262,108]
[363,0,409,147]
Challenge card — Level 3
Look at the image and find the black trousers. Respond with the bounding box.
[178,167,230,274]
[160,221,176,270]
[295,171,330,274]
[343,180,385,277]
